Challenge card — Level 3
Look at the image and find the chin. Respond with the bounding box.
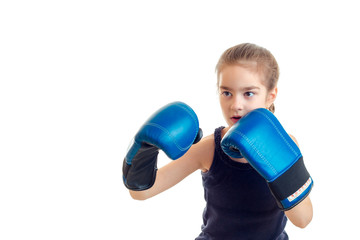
[227,121,235,127]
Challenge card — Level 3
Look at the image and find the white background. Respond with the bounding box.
[1,0,359,239]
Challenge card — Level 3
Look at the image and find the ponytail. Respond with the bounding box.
[269,103,275,113]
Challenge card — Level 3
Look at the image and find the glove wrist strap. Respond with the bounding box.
[268,157,313,210]
[123,143,159,191]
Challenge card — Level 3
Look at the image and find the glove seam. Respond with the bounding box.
[256,109,298,157]
[143,122,190,152]
[233,129,278,176]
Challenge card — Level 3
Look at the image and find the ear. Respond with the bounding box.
[266,87,278,108]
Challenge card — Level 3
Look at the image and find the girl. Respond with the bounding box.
[128,43,313,239]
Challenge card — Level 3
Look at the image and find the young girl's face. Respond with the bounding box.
[218,64,277,127]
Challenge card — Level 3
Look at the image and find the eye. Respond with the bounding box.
[244,92,254,97]
[221,91,232,97]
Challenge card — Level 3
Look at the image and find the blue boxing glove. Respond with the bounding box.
[123,101,202,191]
[221,108,313,210]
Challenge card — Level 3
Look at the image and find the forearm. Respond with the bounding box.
[129,160,191,200]
[129,135,214,201]
[285,196,313,228]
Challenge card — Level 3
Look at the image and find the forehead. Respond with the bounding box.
[218,64,266,88]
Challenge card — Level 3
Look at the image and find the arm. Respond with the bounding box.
[285,135,313,228]
[130,134,214,200]
[221,108,314,227]
[285,195,313,228]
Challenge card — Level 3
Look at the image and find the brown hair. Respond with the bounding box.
[215,43,279,113]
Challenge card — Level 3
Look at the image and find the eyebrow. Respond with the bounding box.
[219,85,260,91]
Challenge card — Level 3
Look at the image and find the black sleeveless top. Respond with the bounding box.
[196,127,288,240]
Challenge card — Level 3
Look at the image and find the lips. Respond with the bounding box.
[231,116,242,124]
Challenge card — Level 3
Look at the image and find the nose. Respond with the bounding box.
[230,94,243,111]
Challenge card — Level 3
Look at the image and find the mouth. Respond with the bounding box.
[231,116,242,124]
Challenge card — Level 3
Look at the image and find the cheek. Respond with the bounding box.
[219,98,230,114]
[219,98,226,112]
[247,97,267,110]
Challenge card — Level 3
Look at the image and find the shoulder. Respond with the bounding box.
[195,133,215,157]
[289,134,300,146]
[187,133,215,172]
